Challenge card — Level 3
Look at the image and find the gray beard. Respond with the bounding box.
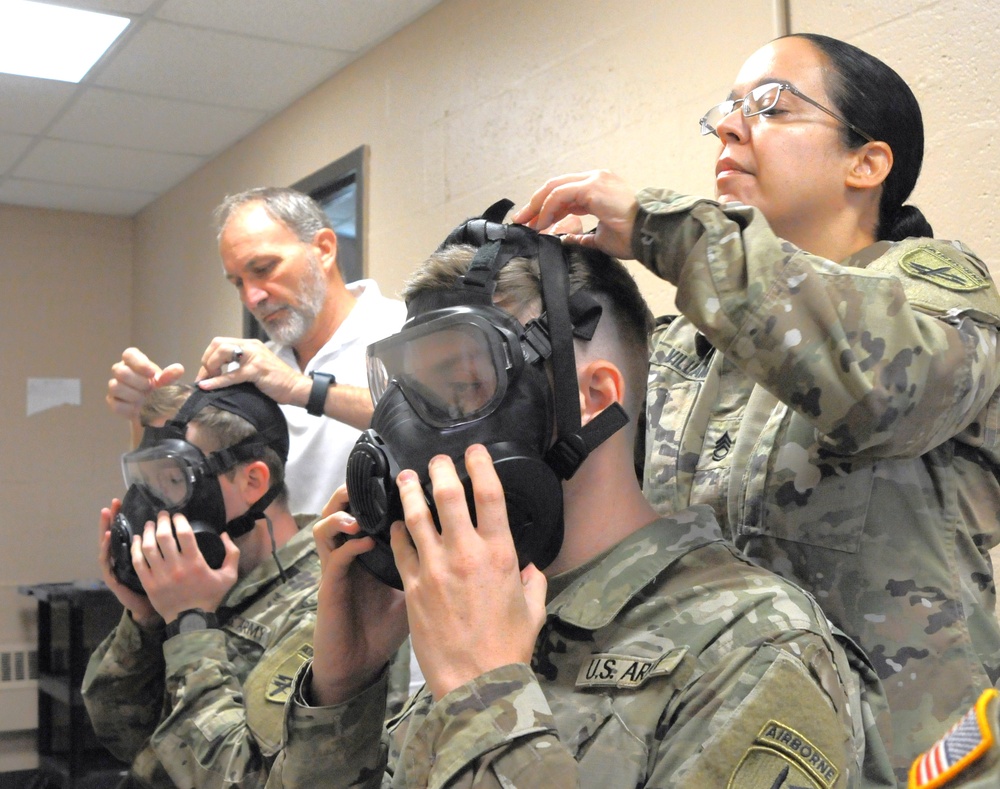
[255,257,328,347]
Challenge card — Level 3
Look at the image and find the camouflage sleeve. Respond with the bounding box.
[395,644,859,789]
[81,611,167,762]
[265,661,392,789]
[396,662,577,789]
[146,627,272,788]
[631,188,1000,459]
[657,634,866,788]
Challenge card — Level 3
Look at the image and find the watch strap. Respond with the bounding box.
[307,371,336,416]
[165,608,218,638]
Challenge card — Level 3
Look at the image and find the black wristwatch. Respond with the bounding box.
[306,371,336,416]
[165,608,218,638]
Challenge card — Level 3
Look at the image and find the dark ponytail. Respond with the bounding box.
[787,33,934,241]
[885,205,934,242]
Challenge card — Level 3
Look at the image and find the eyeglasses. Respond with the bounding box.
[699,81,874,143]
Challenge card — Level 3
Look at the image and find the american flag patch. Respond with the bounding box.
[909,688,998,789]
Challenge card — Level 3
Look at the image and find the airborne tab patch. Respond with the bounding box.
[727,721,839,789]
[899,246,990,291]
[575,647,687,689]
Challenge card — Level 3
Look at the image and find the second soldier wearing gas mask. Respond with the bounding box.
[271,201,879,788]
[110,382,290,593]
[82,381,331,788]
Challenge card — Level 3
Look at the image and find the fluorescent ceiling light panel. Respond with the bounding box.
[0,0,129,83]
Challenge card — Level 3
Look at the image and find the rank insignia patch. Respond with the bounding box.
[909,688,997,789]
[899,247,990,291]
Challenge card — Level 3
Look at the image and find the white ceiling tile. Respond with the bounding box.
[0,133,34,173]
[0,74,76,135]
[156,0,444,51]
[0,178,157,215]
[15,139,205,192]
[0,1,444,214]
[50,87,268,156]
[59,0,158,13]
[93,20,353,110]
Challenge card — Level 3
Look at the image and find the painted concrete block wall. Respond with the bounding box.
[791,0,999,271]
[0,0,994,766]
[130,0,776,368]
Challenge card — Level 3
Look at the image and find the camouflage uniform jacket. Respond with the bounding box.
[267,507,894,788]
[633,188,1000,782]
[82,515,321,789]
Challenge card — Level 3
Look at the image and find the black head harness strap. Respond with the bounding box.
[420,199,629,480]
[166,387,281,538]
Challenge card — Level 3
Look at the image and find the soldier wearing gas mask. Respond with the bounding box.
[266,204,887,788]
[82,382,322,789]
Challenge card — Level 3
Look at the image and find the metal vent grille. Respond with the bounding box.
[0,646,38,684]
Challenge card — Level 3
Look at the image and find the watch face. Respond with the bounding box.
[177,611,209,633]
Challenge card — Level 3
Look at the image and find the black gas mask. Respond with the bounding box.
[346,200,629,588]
[110,383,289,594]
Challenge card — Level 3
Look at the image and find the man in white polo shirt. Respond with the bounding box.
[107,186,406,517]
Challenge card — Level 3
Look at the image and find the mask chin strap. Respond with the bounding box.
[222,480,280,539]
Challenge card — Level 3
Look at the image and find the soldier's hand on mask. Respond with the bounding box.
[309,485,408,706]
[132,511,240,625]
[107,347,185,447]
[392,444,548,701]
[512,170,639,260]
[98,498,160,628]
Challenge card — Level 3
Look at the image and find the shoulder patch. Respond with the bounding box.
[242,617,315,757]
[264,642,314,704]
[575,648,687,689]
[727,721,838,789]
[898,246,991,292]
[909,688,998,789]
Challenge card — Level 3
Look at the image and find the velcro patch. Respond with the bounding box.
[226,614,272,647]
[575,648,687,689]
[909,688,997,789]
[898,246,991,292]
[727,721,838,789]
[264,642,314,704]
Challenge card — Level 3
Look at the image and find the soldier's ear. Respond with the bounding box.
[578,358,625,426]
[239,460,270,507]
[845,140,892,191]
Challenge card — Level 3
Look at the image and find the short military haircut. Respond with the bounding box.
[141,384,287,501]
[403,243,654,422]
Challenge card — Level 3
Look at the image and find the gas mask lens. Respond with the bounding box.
[121,439,200,509]
[367,312,514,427]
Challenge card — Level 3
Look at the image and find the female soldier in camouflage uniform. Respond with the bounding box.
[515,32,1000,785]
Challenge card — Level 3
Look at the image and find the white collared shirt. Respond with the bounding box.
[271,279,406,516]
